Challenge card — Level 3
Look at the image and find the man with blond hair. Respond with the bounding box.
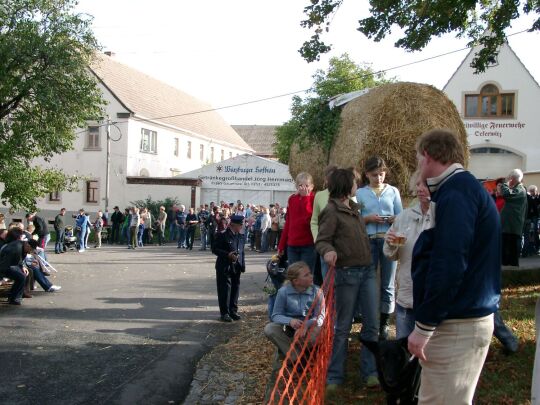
[408,129,500,404]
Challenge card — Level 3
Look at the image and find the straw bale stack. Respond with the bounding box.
[288,142,328,190]
[329,82,468,195]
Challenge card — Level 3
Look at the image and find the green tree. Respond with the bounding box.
[0,0,105,211]
[299,0,540,72]
[275,53,391,163]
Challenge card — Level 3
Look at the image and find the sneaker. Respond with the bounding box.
[365,375,380,388]
[47,285,62,292]
[78,248,85,253]
[8,299,22,305]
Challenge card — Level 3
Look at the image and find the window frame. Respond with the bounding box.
[84,125,101,151]
[174,138,179,157]
[48,191,61,203]
[200,144,204,161]
[140,128,158,154]
[464,84,516,119]
[85,180,99,204]
[187,141,192,159]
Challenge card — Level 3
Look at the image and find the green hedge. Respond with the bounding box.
[502,268,540,287]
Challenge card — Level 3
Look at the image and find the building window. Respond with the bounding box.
[221,149,224,161]
[86,180,99,204]
[187,141,192,159]
[464,84,515,118]
[48,191,61,202]
[85,125,101,150]
[140,128,157,153]
[200,144,204,160]
[229,151,233,158]
[210,147,215,162]
[470,147,517,155]
[174,138,179,156]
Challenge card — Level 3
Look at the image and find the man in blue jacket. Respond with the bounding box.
[409,129,500,404]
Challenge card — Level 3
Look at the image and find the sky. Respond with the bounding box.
[76,0,540,126]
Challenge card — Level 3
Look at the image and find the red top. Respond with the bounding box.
[278,193,315,251]
[495,196,505,213]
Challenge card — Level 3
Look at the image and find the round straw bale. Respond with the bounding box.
[288,142,327,190]
[329,82,468,196]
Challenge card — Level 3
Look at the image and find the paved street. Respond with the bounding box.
[0,244,269,405]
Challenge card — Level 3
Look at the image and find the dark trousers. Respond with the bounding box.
[216,268,241,316]
[186,226,196,249]
[502,233,521,266]
[111,223,121,244]
[1,265,26,301]
[494,310,518,350]
[55,229,64,253]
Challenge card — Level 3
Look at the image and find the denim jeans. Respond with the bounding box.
[200,226,208,250]
[287,245,316,274]
[261,230,269,252]
[30,265,52,291]
[78,227,87,250]
[395,304,415,339]
[493,310,518,350]
[320,256,329,281]
[169,222,178,242]
[177,226,186,247]
[327,266,378,384]
[361,237,397,314]
[55,229,64,253]
[0,265,26,301]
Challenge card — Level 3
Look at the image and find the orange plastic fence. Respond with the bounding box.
[266,266,336,404]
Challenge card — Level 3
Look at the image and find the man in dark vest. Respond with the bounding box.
[212,215,245,322]
[110,206,124,244]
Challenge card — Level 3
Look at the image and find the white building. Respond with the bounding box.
[444,42,540,180]
[28,53,254,217]
[178,154,296,207]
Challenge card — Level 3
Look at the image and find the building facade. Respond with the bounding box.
[444,42,540,180]
[26,53,253,219]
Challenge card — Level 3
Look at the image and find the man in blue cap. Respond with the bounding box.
[212,214,245,322]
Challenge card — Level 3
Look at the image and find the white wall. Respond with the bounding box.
[444,43,540,178]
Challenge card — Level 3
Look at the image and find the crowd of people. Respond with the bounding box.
[256,129,536,404]
[0,128,537,403]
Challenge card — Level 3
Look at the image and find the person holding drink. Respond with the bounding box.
[383,175,432,339]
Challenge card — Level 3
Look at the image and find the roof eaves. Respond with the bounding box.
[88,66,134,114]
[134,114,255,153]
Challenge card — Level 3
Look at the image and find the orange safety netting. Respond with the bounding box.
[266,266,336,404]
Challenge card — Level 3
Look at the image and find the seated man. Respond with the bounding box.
[24,239,61,293]
[0,233,31,305]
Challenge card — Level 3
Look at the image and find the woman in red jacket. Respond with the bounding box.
[278,172,316,273]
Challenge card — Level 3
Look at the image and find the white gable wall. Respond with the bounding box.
[444,43,540,179]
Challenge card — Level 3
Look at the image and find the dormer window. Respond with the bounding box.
[464,84,515,118]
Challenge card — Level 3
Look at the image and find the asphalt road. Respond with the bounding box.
[0,244,269,405]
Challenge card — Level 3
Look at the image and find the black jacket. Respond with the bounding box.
[111,210,125,225]
[33,215,49,237]
[0,240,25,273]
[212,228,245,273]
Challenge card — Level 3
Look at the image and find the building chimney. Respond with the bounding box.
[104,51,116,57]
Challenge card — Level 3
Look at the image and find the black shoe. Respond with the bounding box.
[379,313,390,341]
[220,314,233,322]
[230,313,241,321]
[8,299,22,305]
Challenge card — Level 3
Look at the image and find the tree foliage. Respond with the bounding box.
[0,0,105,211]
[130,196,180,222]
[275,54,391,163]
[299,0,540,72]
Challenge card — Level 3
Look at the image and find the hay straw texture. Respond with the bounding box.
[329,82,468,195]
[288,82,468,194]
[288,142,328,190]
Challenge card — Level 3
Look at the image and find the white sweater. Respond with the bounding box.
[383,203,433,309]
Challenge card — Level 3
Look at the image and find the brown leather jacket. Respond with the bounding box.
[315,198,372,268]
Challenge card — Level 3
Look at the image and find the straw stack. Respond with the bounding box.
[289,82,468,194]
